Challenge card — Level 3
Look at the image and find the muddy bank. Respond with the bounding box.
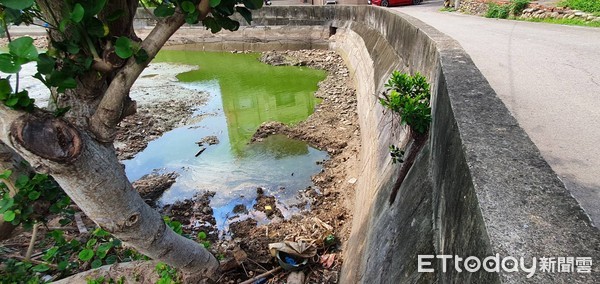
[213,50,359,283]
[115,63,210,160]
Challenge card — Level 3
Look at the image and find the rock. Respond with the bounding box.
[132,172,179,206]
[347,178,357,184]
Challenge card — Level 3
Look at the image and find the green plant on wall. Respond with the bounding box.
[379,71,431,204]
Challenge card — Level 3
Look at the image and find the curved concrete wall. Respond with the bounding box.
[139,6,600,283]
[248,6,600,283]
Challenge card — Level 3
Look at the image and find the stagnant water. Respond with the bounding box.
[122,50,328,229]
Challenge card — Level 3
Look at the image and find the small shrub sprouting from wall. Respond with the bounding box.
[379,71,431,204]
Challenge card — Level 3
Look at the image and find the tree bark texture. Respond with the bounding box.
[90,11,186,142]
[0,0,219,279]
[0,107,219,278]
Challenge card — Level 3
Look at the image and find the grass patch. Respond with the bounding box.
[519,16,600,27]
[440,7,457,12]
[486,3,511,18]
[559,0,600,13]
[485,0,531,19]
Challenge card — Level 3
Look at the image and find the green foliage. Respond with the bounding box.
[510,0,530,15]
[518,16,600,27]
[389,145,405,164]
[36,227,147,279]
[0,0,34,10]
[486,0,530,19]
[439,7,457,12]
[559,0,600,13]
[163,216,183,235]
[0,170,71,229]
[155,262,180,284]
[86,276,125,284]
[486,3,510,19]
[380,71,431,135]
[0,259,46,284]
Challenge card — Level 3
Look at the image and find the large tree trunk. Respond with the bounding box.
[0,110,219,280]
[0,0,218,280]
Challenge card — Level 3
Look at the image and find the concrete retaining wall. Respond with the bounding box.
[138,6,600,283]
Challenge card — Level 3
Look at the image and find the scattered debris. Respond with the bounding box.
[196,135,220,146]
[194,147,207,157]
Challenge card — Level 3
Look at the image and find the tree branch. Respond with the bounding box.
[89,11,186,142]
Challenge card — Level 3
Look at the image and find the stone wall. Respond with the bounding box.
[458,0,600,21]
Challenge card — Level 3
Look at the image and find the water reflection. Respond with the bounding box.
[123,50,328,213]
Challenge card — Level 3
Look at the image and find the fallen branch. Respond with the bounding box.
[239,266,283,284]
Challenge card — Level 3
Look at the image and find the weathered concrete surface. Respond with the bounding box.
[397,1,600,225]
[327,6,599,283]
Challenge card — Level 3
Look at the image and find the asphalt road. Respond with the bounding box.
[392,1,600,225]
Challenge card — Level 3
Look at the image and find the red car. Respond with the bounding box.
[370,0,421,7]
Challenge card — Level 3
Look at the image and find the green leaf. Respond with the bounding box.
[32,264,50,272]
[96,243,113,252]
[235,6,252,25]
[91,259,103,269]
[66,41,80,54]
[28,191,41,200]
[0,0,34,10]
[93,228,111,237]
[114,37,133,59]
[9,37,38,61]
[154,4,175,17]
[43,246,59,261]
[197,231,207,240]
[105,255,117,264]
[0,54,21,73]
[5,96,19,107]
[202,17,222,34]
[3,210,15,222]
[0,169,12,179]
[15,174,29,189]
[78,249,94,261]
[87,238,97,248]
[0,79,11,99]
[37,53,55,74]
[59,19,70,33]
[86,18,107,38]
[134,48,149,64]
[96,250,107,259]
[0,196,14,214]
[57,77,77,92]
[181,1,196,13]
[243,0,263,10]
[82,0,107,17]
[210,0,221,8]
[71,3,85,23]
[18,92,34,108]
[58,260,69,270]
[185,10,200,24]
